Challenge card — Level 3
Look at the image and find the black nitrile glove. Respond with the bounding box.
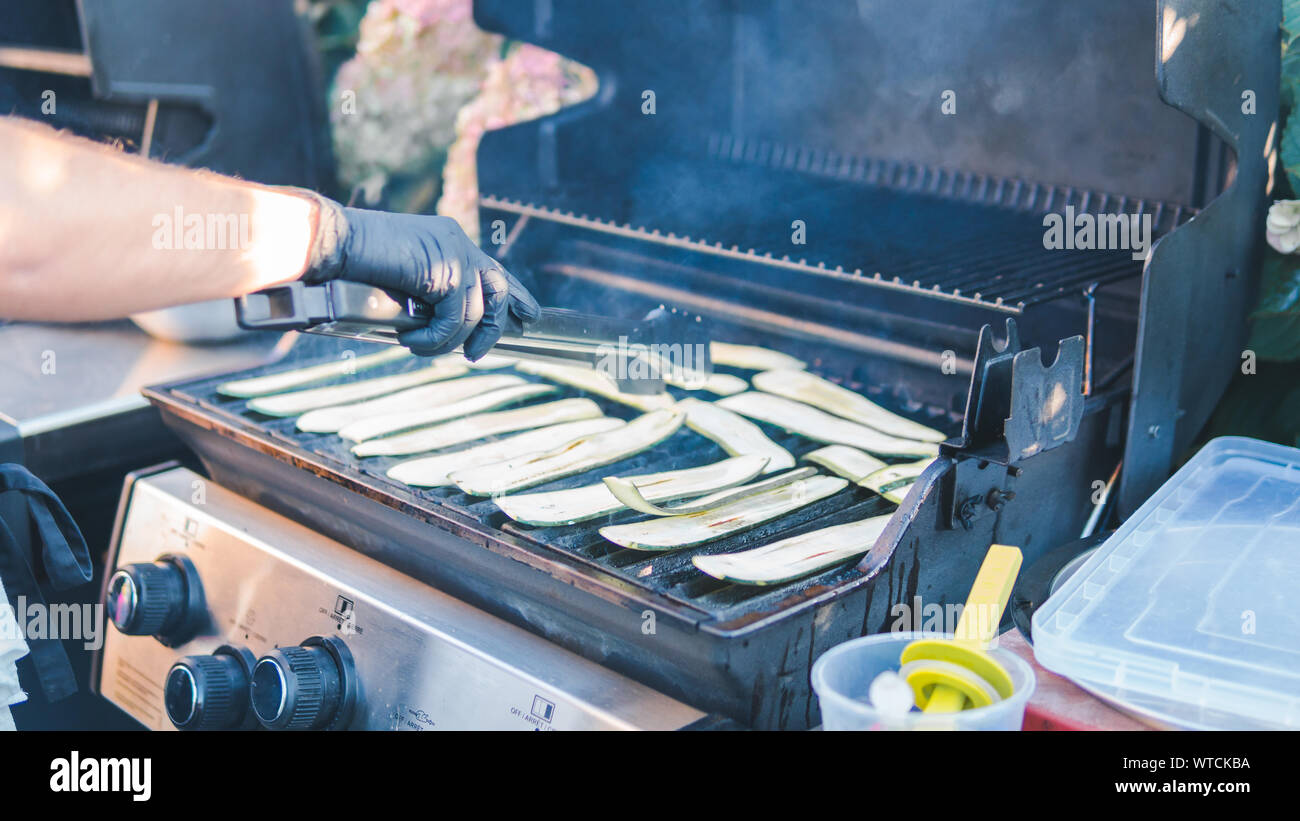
[295,191,540,360]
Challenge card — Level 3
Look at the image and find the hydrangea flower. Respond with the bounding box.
[1266,200,1300,254]
[331,0,502,202]
[437,43,597,242]
[329,0,596,237]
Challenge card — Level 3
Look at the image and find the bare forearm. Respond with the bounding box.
[0,116,315,321]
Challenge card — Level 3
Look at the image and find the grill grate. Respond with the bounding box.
[168,338,934,622]
[484,188,1145,314]
[706,133,1194,237]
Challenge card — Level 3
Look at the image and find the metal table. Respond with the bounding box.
[0,320,285,479]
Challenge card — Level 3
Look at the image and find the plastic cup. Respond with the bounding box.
[811,631,1036,730]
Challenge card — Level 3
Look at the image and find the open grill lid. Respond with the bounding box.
[472,0,1278,516]
[475,0,1215,223]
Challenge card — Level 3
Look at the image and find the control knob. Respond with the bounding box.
[106,554,205,645]
[250,636,357,730]
[164,645,258,731]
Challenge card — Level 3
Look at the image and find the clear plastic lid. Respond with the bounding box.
[1033,437,1300,730]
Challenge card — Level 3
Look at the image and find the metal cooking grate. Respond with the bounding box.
[167,339,942,622]
[484,191,1145,314]
[706,133,1194,237]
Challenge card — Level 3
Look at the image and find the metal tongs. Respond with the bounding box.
[234,281,711,394]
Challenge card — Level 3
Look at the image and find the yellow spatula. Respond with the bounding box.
[899,544,1023,713]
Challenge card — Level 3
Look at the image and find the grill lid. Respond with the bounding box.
[474,0,1212,231]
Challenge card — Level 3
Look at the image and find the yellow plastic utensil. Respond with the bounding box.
[900,544,1023,713]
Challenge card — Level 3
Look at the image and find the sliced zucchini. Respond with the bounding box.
[692,514,892,585]
[751,369,945,443]
[802,445,887,482]
[386,418,626,487]
[879,480,917,505]
[604,466,816,516]
[493,454,769,526]
[246,360,468,417]
[338,383,557,442]
[462,353,519,370]
[675,397,795,473]
[295,374,525,433]
[217,348,411,398]
[598,474,848,551]
[861,458,935,503]
[448,408,685,496]
[352,398,604,457]
[635,348,748,395]
[715,392,939,458]
[665,370,749,396]
[513,361,676,412]
[709,342,806,371]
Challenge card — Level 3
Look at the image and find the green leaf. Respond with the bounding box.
[1284,1,1300,114]
[1285,0,1300,37]
[1248,252,1300,360]
[1283,47,1300,112]
[1201,361,1300,448]
[1283,114,1300,196]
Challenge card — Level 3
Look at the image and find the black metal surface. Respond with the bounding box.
[474,0,1216,215]
[1010,532,1110,645]
[1,0,333,189]
[491,214,1142,425]
[482,158,1150,321]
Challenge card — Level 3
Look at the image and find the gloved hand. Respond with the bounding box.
[293,190,540,360]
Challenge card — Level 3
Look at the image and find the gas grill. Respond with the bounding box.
[99,0,1277,729]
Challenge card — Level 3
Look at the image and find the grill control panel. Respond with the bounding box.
[94,466,704,731]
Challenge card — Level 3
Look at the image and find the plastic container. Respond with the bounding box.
[1033,436,1300,730]
[811,631,1036,730]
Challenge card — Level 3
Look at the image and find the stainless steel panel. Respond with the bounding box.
[98,467,704,731]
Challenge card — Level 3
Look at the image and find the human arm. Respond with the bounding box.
[0,116,537,358]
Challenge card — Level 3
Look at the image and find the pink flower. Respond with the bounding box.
[437,44,598,241]
[327,0,597,237]
[390,0,471,27]
[331,0,500,196]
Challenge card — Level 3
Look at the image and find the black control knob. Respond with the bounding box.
[165,645,258,731]
[106,555,205,645]
[250,636,357,730]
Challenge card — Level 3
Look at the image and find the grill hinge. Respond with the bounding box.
[940,318,1085,530]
